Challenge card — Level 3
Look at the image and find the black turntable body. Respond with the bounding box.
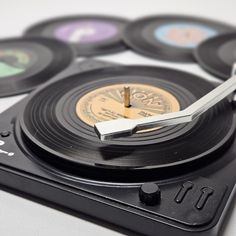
[0,59,235,236]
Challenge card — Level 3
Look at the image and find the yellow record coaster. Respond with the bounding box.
[76,83,180,132]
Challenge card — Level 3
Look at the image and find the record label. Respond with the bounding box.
[154,23,217,48]
[0,49,37,78]
[55,21,118,44]
[76,83,180,132]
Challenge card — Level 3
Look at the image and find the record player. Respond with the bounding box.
[0,58,236,236]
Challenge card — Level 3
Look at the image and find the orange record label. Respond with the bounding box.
[76,83,180,132]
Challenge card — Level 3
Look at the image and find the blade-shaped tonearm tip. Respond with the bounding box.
[94,119,137,141]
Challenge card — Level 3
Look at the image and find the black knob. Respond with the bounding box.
[139,183,161,206]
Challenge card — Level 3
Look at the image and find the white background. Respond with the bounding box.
[0,0,236,235]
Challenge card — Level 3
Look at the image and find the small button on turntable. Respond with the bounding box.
[139,183,161,206]
[195,187,214,210]
[175,181,194,203]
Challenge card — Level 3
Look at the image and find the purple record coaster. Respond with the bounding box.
[55,20,118,44]
[24,15,129,56]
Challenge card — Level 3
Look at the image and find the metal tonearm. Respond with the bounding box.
[95,64,236,141]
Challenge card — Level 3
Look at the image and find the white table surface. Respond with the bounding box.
[0,0,235,235]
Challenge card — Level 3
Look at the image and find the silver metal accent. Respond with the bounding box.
[94,74,236,141]
[124,86,131,107]
[232,63,236,76]
[232,63,236,102]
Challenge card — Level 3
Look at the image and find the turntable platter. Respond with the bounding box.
[19,66,236,182]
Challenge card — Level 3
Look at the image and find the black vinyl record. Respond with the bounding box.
[0,37,74,97]
[24,15,129,57]
[19,65,236,182]
[123,15,235,63]
[195,33,236,80]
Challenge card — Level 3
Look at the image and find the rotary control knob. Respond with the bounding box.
[139,183,161,206]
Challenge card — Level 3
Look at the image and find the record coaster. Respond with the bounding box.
[0,37,74,97]
[24,15,129,57]
[19,65,235,182]
[195,32,236,80]
[123,15,235,63]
